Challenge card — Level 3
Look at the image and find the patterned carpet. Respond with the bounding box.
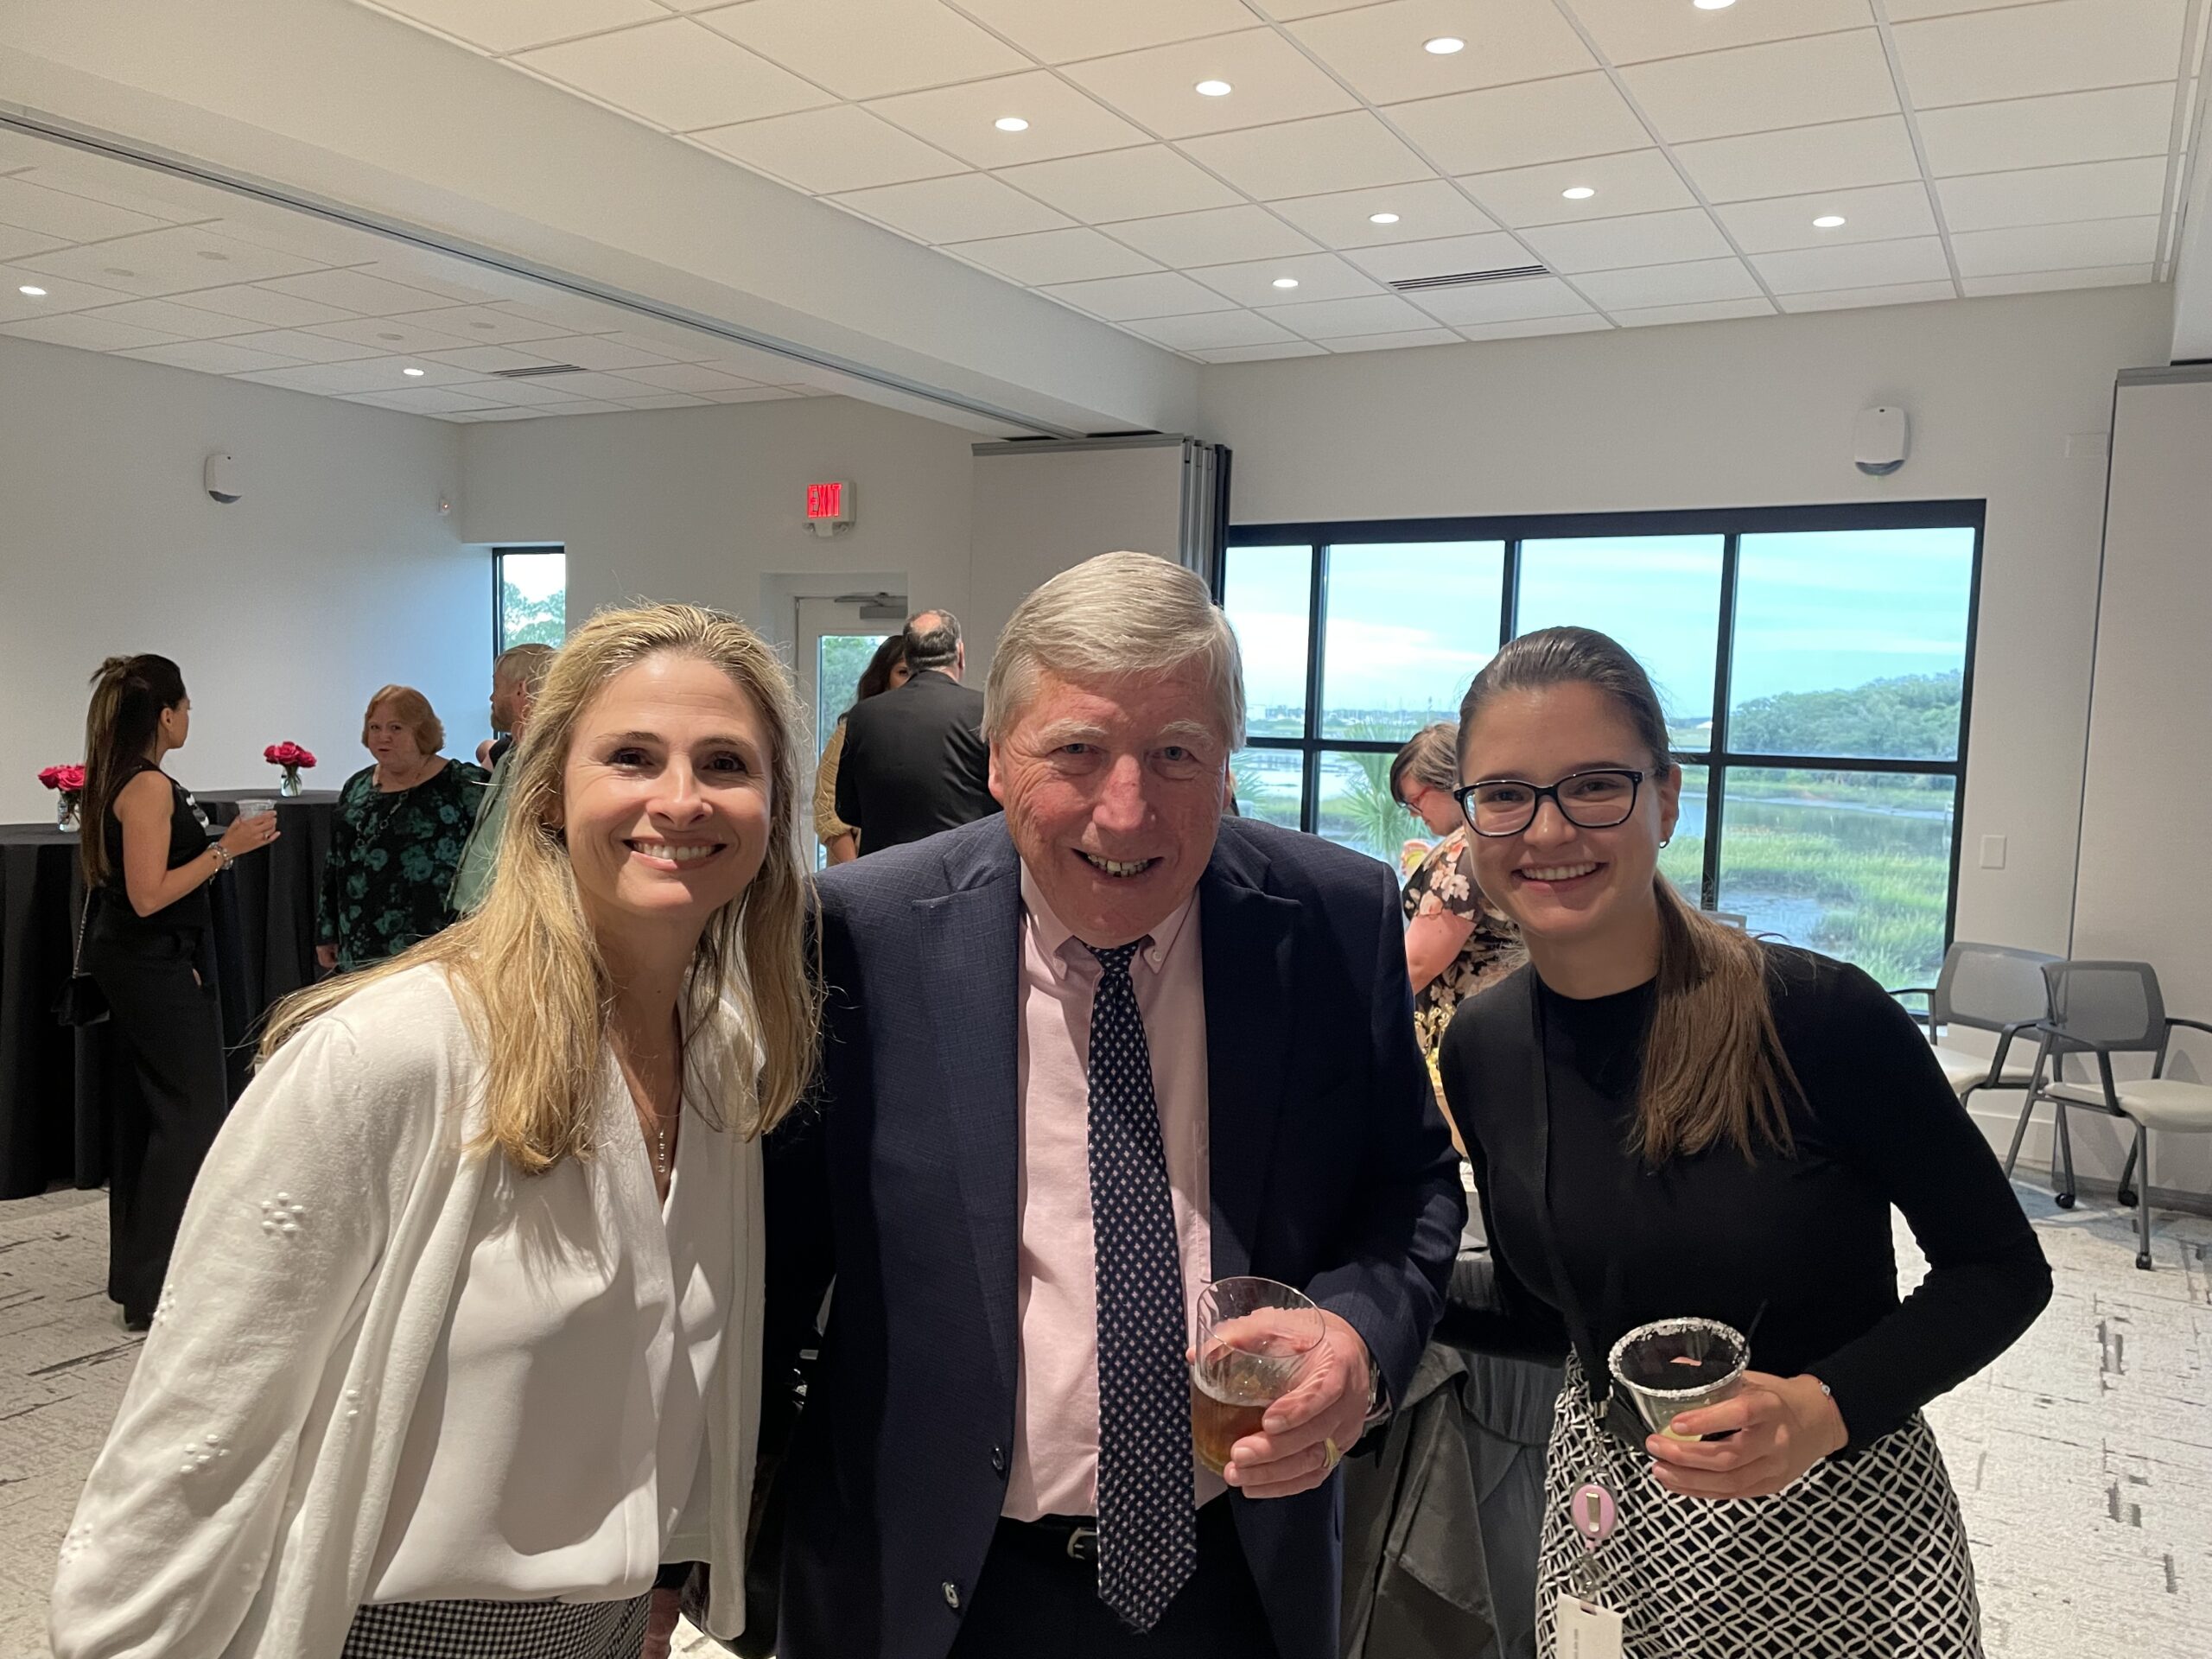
[3,1182,2205,1658]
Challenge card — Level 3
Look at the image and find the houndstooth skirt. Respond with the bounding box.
[1536,1356,1983,1658]
[341,1592,652,1658]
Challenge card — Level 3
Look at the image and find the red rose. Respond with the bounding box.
[39,764,86,792]
[266,741,316,769]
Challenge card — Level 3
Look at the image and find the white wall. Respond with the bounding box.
[0,334,482,823]
[1197,283,2176,1155]
[456,395,980,654]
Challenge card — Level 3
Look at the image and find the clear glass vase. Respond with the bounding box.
[279,766,304,798]
[56,795,79,832]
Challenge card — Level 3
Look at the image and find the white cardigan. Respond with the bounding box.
[49,965,762,1658]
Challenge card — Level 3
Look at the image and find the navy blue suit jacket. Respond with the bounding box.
[765,814,1465,1659]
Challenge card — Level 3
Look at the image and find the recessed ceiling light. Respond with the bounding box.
[403,366,425,377]
[1369,212,1401,225]
[1693,0,1737,10]
[1272,276,1300,289]
[196,250,230,262]
[1813,214,1847,228]
[1424,36,1466,54]
[17,284,46,296]
[104,267,135,278]
[1195,79,1233,97]
[378,331,404,341]
[995,116,1029,132]
[1562,186,1597,200]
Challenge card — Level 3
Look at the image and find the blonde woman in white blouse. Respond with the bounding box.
[51,603,820,1659]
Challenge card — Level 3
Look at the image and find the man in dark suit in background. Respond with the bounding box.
[766,552,1465,1659]
[834,608,999,853]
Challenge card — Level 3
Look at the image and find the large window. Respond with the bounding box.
[1220,505,1981,988]
[496,547,567,651]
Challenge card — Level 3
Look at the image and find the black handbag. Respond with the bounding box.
[54,889,109,1027]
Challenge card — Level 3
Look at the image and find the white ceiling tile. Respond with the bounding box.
[540,332,682,369]
[1893,0,2187,109]
[13,226,325,298]
[686,340,819,376]
[1259,294,1441,337]
[696,105,967,194]
[1938,156,2171,232]
[236,357,480,393]
[0,131,48,169]
[346,385,509,415]
[444,407,555,421]
[388,302,575,343]
[1885,0,2053,16]
[0,175,169,241]
[1317,327,1465,352]
[0,312,183,352]
[1399,274,1593,323]
[1268,181,1498,247]
[1261,0,1396,16]
[1623,31,1899,143]
[1917,85,2178,175]
[12,162,232,226]
[216,328,384,364]
[1037,271,1238,320]
[1190,340,1331,362]
[1716,181,1938,252]
[1290,0,1595,102]
[996,148,1239,222]
[515,19,833,131]
[1454,313,1613,340]
[259,268,466,315]
[0,266,136,321]
[453,375,591,407]
[175,283,358,328]
[830,173,1075,242]
[1674,116,1922,203]
[0,224,67,262]
[1575,257,1763,308]
[697,385,806,402]
[1614,297,1778,327]
[1179,112,1433,199]
[946,227,1163,283]
[1384,73,1650,174]
[945,0,1260,64]
[305,316,480,353]
[209,212,410,267]
[417,343,564,374]
[1960,263,2156,296]
[118,338,303,374]
[370,0,665,54]
[1456,149,1696,227]
[72,297,258,340]
[1108,207,1319,267]
[864,73,1150,168]
[1345,231,1533,282]
[1521,208,1734,273]
[1751,235,1952,291]
[615,362,765,392]
[1567,0,1875,65]
[491,293,640,333]
[699,0,1027,100]
[613,391,715,409]
[1190,252,1382,305]
[1949,216,2162,276]
[1777,280,1959,312]
[1064,30,1359,139]
[346,258,534,305]
[1125,310,1300,349]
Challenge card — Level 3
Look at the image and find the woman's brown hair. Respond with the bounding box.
[1389,721,1459,807]
[79,654,188,888]
[1458,626,1802,1163]
[361,684,444,755]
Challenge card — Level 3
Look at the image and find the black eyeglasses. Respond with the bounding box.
[1451,769,1644,838]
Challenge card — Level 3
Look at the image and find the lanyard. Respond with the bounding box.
[1516,969,1618,1405]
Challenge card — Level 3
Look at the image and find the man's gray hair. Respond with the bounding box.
[983,551,1246,749]
[902,609,962,673]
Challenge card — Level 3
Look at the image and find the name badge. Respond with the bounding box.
[1555,1593,1626,1659]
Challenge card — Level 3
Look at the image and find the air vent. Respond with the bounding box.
[487,363,587,378]
[1389,264,1549,293]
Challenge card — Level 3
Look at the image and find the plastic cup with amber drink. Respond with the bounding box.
[1606,1317,1749,1441]
[1190,1276,1325,1476]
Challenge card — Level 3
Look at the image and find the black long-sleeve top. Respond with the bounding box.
[1438,946,2051,1452]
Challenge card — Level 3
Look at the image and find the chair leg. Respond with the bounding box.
[2004,1042,2053,1181]
[2133,1125,2153,1272]
[2116,1136,2140,1209]
[2052,1101,2077,1209]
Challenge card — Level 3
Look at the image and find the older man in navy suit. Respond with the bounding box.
[764,551,1465,1659]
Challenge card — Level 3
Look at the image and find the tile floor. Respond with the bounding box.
[3,1182,2206,1657]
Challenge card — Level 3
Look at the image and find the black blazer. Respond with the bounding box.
[833,670,998,854]
[765,814,1465,1659]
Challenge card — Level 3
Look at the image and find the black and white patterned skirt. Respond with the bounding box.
[341,1592,652,1658]
[1536,1356,1983,1658]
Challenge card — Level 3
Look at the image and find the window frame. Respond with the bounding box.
[493,544,567,656]
[1218,500,1986,949]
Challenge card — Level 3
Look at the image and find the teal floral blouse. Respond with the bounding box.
[317,760,489,970]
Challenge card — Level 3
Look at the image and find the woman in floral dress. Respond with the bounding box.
[317,684,487,971]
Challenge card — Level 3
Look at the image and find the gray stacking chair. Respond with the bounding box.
[2005,960,2212,1270]
[1889,942,2056,1105]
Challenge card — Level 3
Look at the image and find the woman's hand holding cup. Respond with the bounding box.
[1643,1370,1847,1500]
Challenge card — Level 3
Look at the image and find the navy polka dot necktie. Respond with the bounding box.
[1084,939,1196,1630]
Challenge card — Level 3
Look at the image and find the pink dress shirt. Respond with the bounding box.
[1003,863,1224,1521]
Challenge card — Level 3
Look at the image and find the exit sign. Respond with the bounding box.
[807,481,849,520]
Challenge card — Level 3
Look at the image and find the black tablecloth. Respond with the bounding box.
[0,791,337,1198]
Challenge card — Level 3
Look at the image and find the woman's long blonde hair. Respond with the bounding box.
[261,603,821,1172]
[1459,626,1802,1164]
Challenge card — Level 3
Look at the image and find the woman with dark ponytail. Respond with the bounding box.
[1438,627,2050,1657]
[79,654,278,1329]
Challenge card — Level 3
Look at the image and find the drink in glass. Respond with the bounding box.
[1606,1317,1748,1440]
[1190,1276,1324,1476]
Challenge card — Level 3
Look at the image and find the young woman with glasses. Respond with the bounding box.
[1436,626,2050,1657]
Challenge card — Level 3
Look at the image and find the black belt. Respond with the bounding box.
[1000,1513,1101,1565]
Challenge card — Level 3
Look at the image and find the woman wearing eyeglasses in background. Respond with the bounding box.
[1436,626,2050,1657]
